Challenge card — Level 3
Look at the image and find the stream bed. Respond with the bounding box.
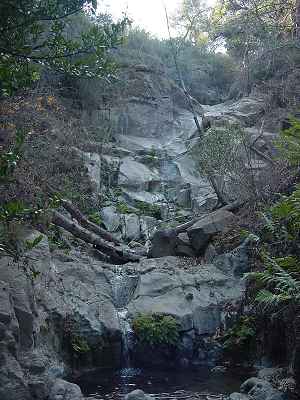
[75,367,251,400]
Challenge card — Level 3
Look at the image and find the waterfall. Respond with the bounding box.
[111,266,139,374]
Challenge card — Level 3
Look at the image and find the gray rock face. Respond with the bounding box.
[126,256,245,366]
[101,206,121,232]
[49,379,84,400]
[203,97,266,127]
[187,209,236,254]
[149,229,178,258]
[0,228,122,400]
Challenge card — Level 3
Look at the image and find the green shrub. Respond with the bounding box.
[221,316,256,358]
[88,211,102,225]
[276,115,300,166]
[71,335,90,354]
[132,314,180,347]
[116,201,133,214]
[245,186,300,313]
[135,201,161,219]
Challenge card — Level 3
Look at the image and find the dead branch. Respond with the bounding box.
[52,211,140,264]
[60,199,121,245]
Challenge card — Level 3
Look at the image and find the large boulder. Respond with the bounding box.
[0,228,123,400]
[240,378,286,400]
[118,157,160,190]
[176,232,196,257]
[49,379,84,400]
[100,206,121,232]
[127,256,245,366]
[149,229,178,258]
[187,209,236,254]
[203,97,266,127]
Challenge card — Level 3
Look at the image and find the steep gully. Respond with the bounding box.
[0,66,288,400]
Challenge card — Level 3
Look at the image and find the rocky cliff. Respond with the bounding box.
[0,65,284,400]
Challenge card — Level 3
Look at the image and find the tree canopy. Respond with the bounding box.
[0,0,129,95]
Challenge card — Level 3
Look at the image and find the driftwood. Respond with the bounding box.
[60,199,121,245]
[52,211,140,264]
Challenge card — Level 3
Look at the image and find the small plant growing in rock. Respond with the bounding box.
[116,200,133,214]
[133,314,180,346]
[220,316,256,360]
[135,201,161,219]
[88,211,102,226]
[71,335,90,354]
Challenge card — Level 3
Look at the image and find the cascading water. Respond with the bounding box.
[111,266,139,375]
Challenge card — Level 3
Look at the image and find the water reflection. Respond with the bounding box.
[75,366,250,400]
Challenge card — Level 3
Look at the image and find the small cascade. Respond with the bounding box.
[111,266,139,374]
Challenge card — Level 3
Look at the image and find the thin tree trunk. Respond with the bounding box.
[164,4,203,137]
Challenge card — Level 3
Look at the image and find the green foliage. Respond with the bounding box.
[0,129,26,181]
[133,314,180,347]
[246,253,300,312]
[116,201,133,214]
[0,1,129,95]
[135,201,161,219]
[88,212,102,225]
[195,124,246,177]
[221,316,256,357]
[276,115,300,166]
[119,27,235,104]
[71,335,90,354]
[245,185,300,314]
[209,0,298,93]
[47,225,70,252]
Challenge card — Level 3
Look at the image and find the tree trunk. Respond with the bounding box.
[52,211,140,264]
[60,199,121,245]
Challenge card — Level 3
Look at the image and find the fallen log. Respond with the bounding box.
[52,211,140,264]
[60,199,121,245]
[173,200,244,234]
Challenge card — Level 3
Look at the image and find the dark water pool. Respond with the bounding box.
[75,367,251,400]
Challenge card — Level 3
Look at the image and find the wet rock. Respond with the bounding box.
[49,379,84,400]
[140,216,158,240]
[125,389,154,400]
[149,229,178,258]
[175,233,196,257]
[214,241,249,276]
[229,394,250,400]
[128,256,245,338]
[240,377,286,400]
[119,157,160,190]
[73,148,102,193]
[192,194,217,214]
[122,214,141,241]
[257,368,284,382]
[177,187,192,208]
[28,380,48,400]
[204,244,218,263]
[100,206,121,232]
[187,209,235,254]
